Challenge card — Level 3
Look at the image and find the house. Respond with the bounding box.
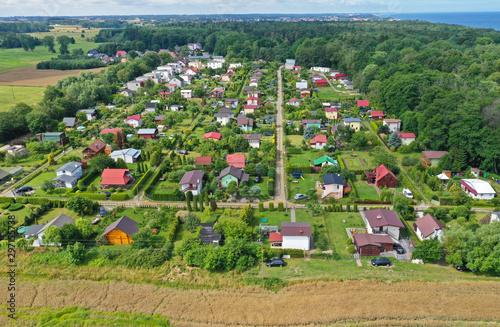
[199,223,221,245]
[229,62,242,68]
[300,89,311,98]
[414,214,445,241]
[207,61,223,69]
[383,119,401,133]
[220,74,231,82]
[143,102,156,113]
[225,98,238,108]
[460,179,496,200]
[210,87,225,98]
[314,155,337,167]
[281,222,312,251]
[82,139,106,159]
[315,79,328,87]
[285,59,295,70]
[227,154,245,169]
[353,233,394,256]
[247,97,259,106]
[170,105,184,112]
[242,134,261,148]
[325,108,339,120]
[126,80,144,91]
[188,43,202,51]
[63,117,76,128]
[116,50,127,57]
[311,66,331,73]
[159,89,171,98]
[246,90,262,98]
[6,145,27,157]
[370,110,386,121]
[179,170,204,196]
[125,115,143,128]
[120,88,134,97]
[302,119,321,129]
[35,132,69,146]
[421,151,448,167]
[399,133,416,145]
[237,116,253,132]
[22,225,44,239]
[365,164,398,188]
[100,216,139,245]
[362,209,404,239]
[101,169,133,189]
[183,67,199,76]
[333,73,346,80]
[181,89,193,99]
[269,232,283,248]
[100,128,123,137]
[322,173,344,199]
[32,214,75,247]
[218,165,249,187]
[203,132,222,141]
[344,81,354,90]
[109,148,141,163]
[343,118,362,131]
[470,168,482,178]
[0,169,10,184]
[154,115,165,124]
[357,100,370,108]
[490,211,500,223]
[195,156,212,167]
[287,98,301,107]
[77,109,97,121]
[52,162,83,188]
[243,105,257,115]
[137,128,157,139]
[214,110,233,126]
[296,80,308,89]
[310,134,327,150]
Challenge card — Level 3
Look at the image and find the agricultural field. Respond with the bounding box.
[0,85,46,110]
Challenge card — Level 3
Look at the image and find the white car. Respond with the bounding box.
[403,188,413,199]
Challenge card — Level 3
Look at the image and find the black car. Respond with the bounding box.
[263,132,273,136]
[371,257,391,267]
[99,191,111,197]
[455,265,473,272]
[15,186,33,194]
[394,244,405,254]
[266,258,285,267]
[254,176,261,183]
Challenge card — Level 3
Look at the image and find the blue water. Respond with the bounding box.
[386,12,500,31]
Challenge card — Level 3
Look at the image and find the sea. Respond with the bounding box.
[382,12,500,31]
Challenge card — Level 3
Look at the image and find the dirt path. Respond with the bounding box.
[6,278,500,326]
[275,66,286,204]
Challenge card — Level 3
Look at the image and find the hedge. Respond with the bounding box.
[337,155,346,169]
[8,203,24,211]
[0,197,16,204]
[439,197,454,205]
[166,216,180,241]
[25,198,66,206]
[259,202,264,212]
[278,202,284,212]
[17,169,43,186]
[400,174,421,201]
[151,193,185,201]
[269,202,275,211]
[268,168,276,180]
[80,170,98,185]
[268,180,275,196]
[67,193,107,200]
[285,164,312,174]
[287,148,302,154]
[144,169,162,194]
[131,168,153,195]
[110,193,130,201]
[370,121,379,131]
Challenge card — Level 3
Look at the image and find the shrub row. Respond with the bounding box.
[439,197,454,205]
[278,202,284,212]
[144,169,161,194]
[18,169,43,187]
[400,174,421,201]
[268,179,275,196]
[370,121,379,131]
[131,168,153,195]
[67,193,107,200]
[151,193,185,201]
[287,147,302,154]
[337,155,346,169]
[285,164,312,174]
[166,216,180,241]
[80,170,98,185]
[8,203,24,211]
[110,193,130,201]
[0,197,16,204]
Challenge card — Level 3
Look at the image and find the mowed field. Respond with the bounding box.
[2,278,500,326]
[0,85,45,110]
[0,25,101,73]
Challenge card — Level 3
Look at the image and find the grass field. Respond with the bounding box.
[323,212,365,257]
[354,180,380,199]
[0,85,45,110]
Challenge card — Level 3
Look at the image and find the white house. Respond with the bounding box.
[52,162,83,188]
[383,119,401,133]
[77,109,97,121]
[460,179,496,200]
[181,89,193,99]
[310,134,327,150]
[125,115,142,128]
[490,211,500,223]
[229,62,242,68]
[170,105,184,112]
[214,111,232,125]
[296,79,308,90]
[285,59,295,70]
[413,214,445,241]
[32,214,75,247]
[362,209,405,240]
[398,133,416,145]
[179,170,204,196]
[125,80,142,91]
[322,173,344,199]
[207,61,223,69]
[187,43,202,51]
[311,66,331,73]
[242,134,261,148]
[109,148,141,163]
[287,98,301,107]
[281,222,312,250]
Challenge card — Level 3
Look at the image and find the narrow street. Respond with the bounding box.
[274,65,286,204]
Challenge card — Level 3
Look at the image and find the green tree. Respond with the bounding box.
[75,218,93,239]
[65,242,86,265]
[150,151,162,167]
[66,195,94,216]
[226,181,237,196]
[41,180,55,193]
[131,228,153,249]
[303,125,315,140]
[393,195,414,219]
[438,153,454,171]
[100,132,115,145]
[452,149,468,172]
[27,111,51,134]
[239,204,254,225]
[60,224,82,246]
[88,154,115,172]
[42,225,61,246]
[115,158,128,169]
[387,132,402,148]
[42,36,55,53]
[412,238,444,263]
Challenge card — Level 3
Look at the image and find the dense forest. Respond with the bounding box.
[93,21,500,172]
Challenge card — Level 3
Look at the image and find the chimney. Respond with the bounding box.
[299,229,303,234]
[376,215,382,219]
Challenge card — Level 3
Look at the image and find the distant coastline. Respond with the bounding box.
[383,12,500,31]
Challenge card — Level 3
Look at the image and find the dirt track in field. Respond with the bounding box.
[4,278,500,326]
[0,65,107,87]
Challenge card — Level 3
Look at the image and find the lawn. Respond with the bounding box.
[353,180,380,199]
[0,86,46,110]
[287,173,320,201]
[150,179,178,194]
[288,149,326,166]
[340,150,373,169]
[2,204,40,228]
[287,135,303,147]
[323,212,365,257]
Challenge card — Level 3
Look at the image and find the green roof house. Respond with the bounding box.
[313,155,338,167]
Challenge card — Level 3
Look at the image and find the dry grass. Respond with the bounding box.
[3,277,500,326]
[0,65,107,87]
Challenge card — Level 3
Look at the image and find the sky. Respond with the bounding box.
[1,0,499,17]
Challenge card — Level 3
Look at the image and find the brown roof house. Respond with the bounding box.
[421,151,448,168]
[179,170,204,196]
[82,139,106,159]
[100,216,139,245]
[353,233,394,256]
[281,222,312,251]
[413,214,445,241]
[362,209,405,240]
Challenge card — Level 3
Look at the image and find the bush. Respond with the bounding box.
[108,187,115,193]
[269,203,275,212]
[116,187,122,193]
[268,168,276,180]
[151,192,185,201]
[346,238,353,246]
[347,245,355,254]
[278,202,284,212]
[8,203,23,211]
[144,169,161,194]
[68,193,107,200]
[259,202,264,212]
[1,203,11,209]
[287,148,302,154]
[110,193,130,201]
[0,197,16,204]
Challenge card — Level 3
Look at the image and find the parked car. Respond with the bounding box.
[394,244,405,254]
[15,186,33,194]
[294,193,307,200]
[91,218,101,225]
[99,191,111,197]
[455,265,473,272]
[371,257,391,267]
[287,120,291,125]
[263,132,273,136]
[254,176,261,183]
[99,207,107,217]
[158,133,166,138]
[169,134,174,140]
[178,150,188,155]
[403,188,413,199]
[266,257,285,267]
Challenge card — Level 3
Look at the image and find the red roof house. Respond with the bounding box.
[357,100,370,108]
[101,169,133,189]
[195,157,212,166]
[116,51,127,57]
[366,164,398,188]
[413,214,445,241]
[100,128,123,135]
[269,232,283,248]
[310,134,328,149]
[315,79,328,87]
[203,132,222,140]
[370,110,386,121]
[363,208,405,239]
[227,154,245,168]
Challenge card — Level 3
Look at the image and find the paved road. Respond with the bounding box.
[275,65,286,204]
[290,208,296,222]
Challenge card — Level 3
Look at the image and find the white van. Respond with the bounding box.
[403,188,413,199]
